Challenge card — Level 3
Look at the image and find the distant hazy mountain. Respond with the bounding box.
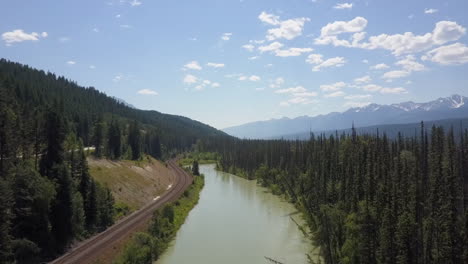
[278,118,468,140]
[223,95,468,139]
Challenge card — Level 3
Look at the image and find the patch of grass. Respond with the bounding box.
[178,152,218,166]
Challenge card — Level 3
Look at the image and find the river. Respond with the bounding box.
[156,164,317,264]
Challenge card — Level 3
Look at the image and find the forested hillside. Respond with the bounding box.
[205,124,468,263]
[0,59,227,263]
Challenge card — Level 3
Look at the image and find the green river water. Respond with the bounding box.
[156,164,318,264]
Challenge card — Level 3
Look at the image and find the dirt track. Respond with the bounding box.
[49,159,192,264]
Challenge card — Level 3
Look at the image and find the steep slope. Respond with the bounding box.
[223,95,468,139]
[0,59,228,154]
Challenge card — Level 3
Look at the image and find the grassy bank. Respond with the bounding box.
[114,174,204,264]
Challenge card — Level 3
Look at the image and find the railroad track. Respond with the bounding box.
[50,159,192,264]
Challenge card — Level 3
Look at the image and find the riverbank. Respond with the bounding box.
[114,173,204,263]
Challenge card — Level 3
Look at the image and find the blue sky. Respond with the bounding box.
[1,0,468,129]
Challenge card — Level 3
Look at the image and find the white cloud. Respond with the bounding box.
[238,76,247,81]
[221,33,232,41]
[380,87,408,94]
[259,12,309,41]
[362,84,383,92]
[207,62,225,68]
[370,63,389,70]
[275,86,307,94]
[258,41,284,53]
[382,70,410,79]
[93,28,99,32]
[258,11,281,25]
[293,91,318,97]
[324,91,346,98]
[249,75,261,81]
[424,8,438,14]
[183,61,202,70]
[269,77,285,89]
[361,21,466,55]
[344,101,371,108]
[267,17,310,41]
[255,87,265,91]
[120,24,132,29]
[212,82,220,88]
[314,18,466,57]
[274,47,313,57]
[67,61,76,65]
[315,17,368,46]
[344,94,372,100]
[116,14,121,18]
[396,55,426,72]
[333,3,353,9]
[248,56,259,60]
[2,29,48,45]
[137,89,158,95]
[129,0,142,6]
[362,59,369,64]
[194,85,204,91]
[89,65,96,69]
[422,42,468,65]
[320,82,346,91]
[183,74,198,84]
[361,84,408,94]
[306,54,347,71]
[354,75,372,84]
[242,44,255,52]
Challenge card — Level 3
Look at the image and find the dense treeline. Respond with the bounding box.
[204,124,468,263]
[0,97,114,262]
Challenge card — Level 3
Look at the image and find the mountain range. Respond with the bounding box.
[223,95,468,139]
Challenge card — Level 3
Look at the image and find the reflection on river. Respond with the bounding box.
[156,164,317,264]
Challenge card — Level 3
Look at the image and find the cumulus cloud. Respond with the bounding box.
[211,82,220,88]
[274,47,313,57]
[370,63,389,70]
[320,82,346,91]
[248,56,259,60]
[382,70,410,79]
[258,41,284,53]
[259,12,309,41]
[67,61,76,65]
[333,3,353,9]
[396,55,426,72]
[2,29,48,45]
[183,74,198,84]
[183,61,202,70]
[315,17,368,46]
[242,44,255,52]
[207,62,225,68]
[238,75,261,82]
[258,11,281,25]
[306,54,347,71]
[275,86,307,94]
[354,75,372,84]
[277,86,318,106]
[314,18,466,57]
[422,42,468,65]
[221,33,232,41]
[137,89,158,95]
